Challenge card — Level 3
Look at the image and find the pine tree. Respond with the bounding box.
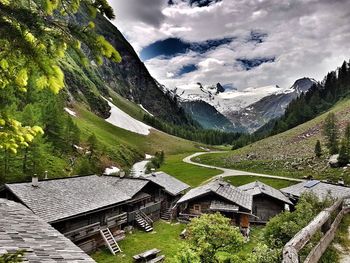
[338,139,349,166]
[344,123,350,150]
[314,140,322,158]
[87,133,98,159]
[322,113,339,155]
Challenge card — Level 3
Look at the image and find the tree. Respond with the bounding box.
[180,213,244,263]
[338,139,349,166]
[322,113,339,154]
[314,140,322,157]
[263,192,333,249]
[0,0,120,153]
[344,123,350,150]
[87,133,98,159]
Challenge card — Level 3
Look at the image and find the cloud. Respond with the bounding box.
[108,0,350,91]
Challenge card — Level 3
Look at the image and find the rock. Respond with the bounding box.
[329,154,340,168]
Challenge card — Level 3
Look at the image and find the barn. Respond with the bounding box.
[176,179,253,229]
[238,181,293,223]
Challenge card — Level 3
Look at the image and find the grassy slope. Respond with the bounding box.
[197,98,350,183]
[74,103,202,167]
[159,154,221,187]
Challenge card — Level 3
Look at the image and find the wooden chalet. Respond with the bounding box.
[176,179,253,229]
[0,173,189,254]
[238,181,293,223]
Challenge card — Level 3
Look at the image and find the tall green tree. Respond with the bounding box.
[338,139,349,166]
[322,113,339,154]
[314,140,322,157]
[0,0,120,153]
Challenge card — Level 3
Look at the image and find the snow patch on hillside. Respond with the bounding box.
[104,98,152,135]
[104,166,120,175]
[139,104,154,116]
[64,107,77,117]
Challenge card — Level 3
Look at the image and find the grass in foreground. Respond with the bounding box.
[91,221,185,263]
[224,175,297,189]
[159,153,222,186]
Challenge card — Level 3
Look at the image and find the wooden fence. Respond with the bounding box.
[282,196,350,263]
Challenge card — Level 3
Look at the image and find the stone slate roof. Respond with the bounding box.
[177,179,252,211]
[142,171,190,196]
[0,199,95,262]
[238,181,293,205]
[281,180,350,200]
[5,175,148,223]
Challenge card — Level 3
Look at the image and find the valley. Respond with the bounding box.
[1,1,350,263]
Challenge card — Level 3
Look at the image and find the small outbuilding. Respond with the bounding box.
[238,181,293,223]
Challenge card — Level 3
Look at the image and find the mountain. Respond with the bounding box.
[226,78,317,132]
[181,100,244,132]
[197,97,350,184]
[170,78,316,133]
[63,9,192,126]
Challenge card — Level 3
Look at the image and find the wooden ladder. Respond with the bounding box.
[100,227,122,255]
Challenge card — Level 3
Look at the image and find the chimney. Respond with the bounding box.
[44,171,48,180]
[119,171,125,178]
[32,175,39,187]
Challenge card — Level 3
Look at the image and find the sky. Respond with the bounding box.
[107,0,350,91]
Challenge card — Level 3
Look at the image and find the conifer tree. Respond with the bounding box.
[344,123,350,150]
[322,113,339,155]
[0,0,120,153]
[314,140,322,158]
[338,139,349,166]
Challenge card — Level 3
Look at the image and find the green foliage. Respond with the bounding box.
[315,140,322,157]
[145,151,165,173]
[0,0,120,153]
[263,192,334,249]
[0,250,24,263]
[173,243,201,263]
[323,113,339,154]
[177,213,244,263]
[338,139,349,166]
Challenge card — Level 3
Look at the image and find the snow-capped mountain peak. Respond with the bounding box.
[172,82,289,113]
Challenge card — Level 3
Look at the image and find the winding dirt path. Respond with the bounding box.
[183,151,304,183]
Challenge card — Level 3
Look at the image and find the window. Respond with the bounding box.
[193,204,201,213]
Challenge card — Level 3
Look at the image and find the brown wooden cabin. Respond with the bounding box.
[238,181,293,223]
[0,173,189,253]
[176,179,253,228]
